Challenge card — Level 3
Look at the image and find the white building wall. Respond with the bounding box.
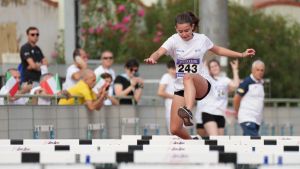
[263,5,300,24]
[0,0,58,62]
[230,0,253,7]
[230,0,300,24]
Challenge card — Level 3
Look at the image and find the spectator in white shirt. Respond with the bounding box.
[157,60,176,134]
[94,50,116,80]
[234,60,265,136]
[94,50,116,98]
[63,48,88,90]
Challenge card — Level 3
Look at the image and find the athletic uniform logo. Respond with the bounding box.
[176,58,200,78]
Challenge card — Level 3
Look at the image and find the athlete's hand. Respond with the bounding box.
[144,57,157,64]
[241,48,256,58]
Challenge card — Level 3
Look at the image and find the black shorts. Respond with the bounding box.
[202,112,225,128]
[174,80,211,101]
[196,123,204,129]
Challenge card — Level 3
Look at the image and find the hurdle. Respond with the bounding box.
[133,151,219,164]
[0,164,41,169]
[119,163,234,169]
[0,136,300,166]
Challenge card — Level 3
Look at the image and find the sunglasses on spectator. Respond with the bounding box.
[102,57,113,60]
[130,68,139,72]
[30,33,39,37]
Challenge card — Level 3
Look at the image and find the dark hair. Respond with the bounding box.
[125,59,139,69]
[175,12,199,31]
[26,26,38,35]
[207,59,220,70]
[187,12,199,32]
[166,60,175,69]
[100,72,112,80]
[73,48,81,60]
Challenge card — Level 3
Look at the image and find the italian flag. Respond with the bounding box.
[5,72,19,97]
[40,74,61,95]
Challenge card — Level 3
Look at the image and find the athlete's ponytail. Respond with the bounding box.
[175,12,199,32]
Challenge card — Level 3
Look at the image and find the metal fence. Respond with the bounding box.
[0,98,299,139]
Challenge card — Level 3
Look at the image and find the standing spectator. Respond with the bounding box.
[0,68,32,105]
[59,69,108,111]
[196,59,240,136]
[233,60,265,136]
[63,48,88,90]
[157,60,176,134]
[94,50,116,103]
[114,59,144,105]
[20,26,48,87]
[94,50,116,80]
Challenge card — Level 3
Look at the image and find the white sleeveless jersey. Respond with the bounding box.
[161,33,214,91]
[197,75,231,116]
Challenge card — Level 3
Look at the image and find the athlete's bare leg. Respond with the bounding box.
[183,74,209,110]
[170,95,192,139]
[197,128,208,137]
[218,128,225,135]
[204,121,219,136]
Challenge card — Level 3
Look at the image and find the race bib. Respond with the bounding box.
[214,85,228,100]
[176,58,200,78]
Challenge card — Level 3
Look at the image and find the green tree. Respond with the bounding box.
[80,0,146,62]
[79,0,197,62]
[228,3,300,98]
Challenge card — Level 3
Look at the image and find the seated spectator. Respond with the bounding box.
[93,73,119,105]
[59,69,108,111]
[63,48,88,90]
[30,73,61,105]
[114,59,144,105]
[0,68,32,105]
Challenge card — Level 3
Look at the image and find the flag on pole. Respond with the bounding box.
[5,71,19,97]
[40,74,61,95]
[55,74,61,92]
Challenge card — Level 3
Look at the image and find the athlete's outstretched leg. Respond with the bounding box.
[170,95,191,139]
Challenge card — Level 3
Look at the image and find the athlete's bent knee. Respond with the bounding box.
[183,73,192,81]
